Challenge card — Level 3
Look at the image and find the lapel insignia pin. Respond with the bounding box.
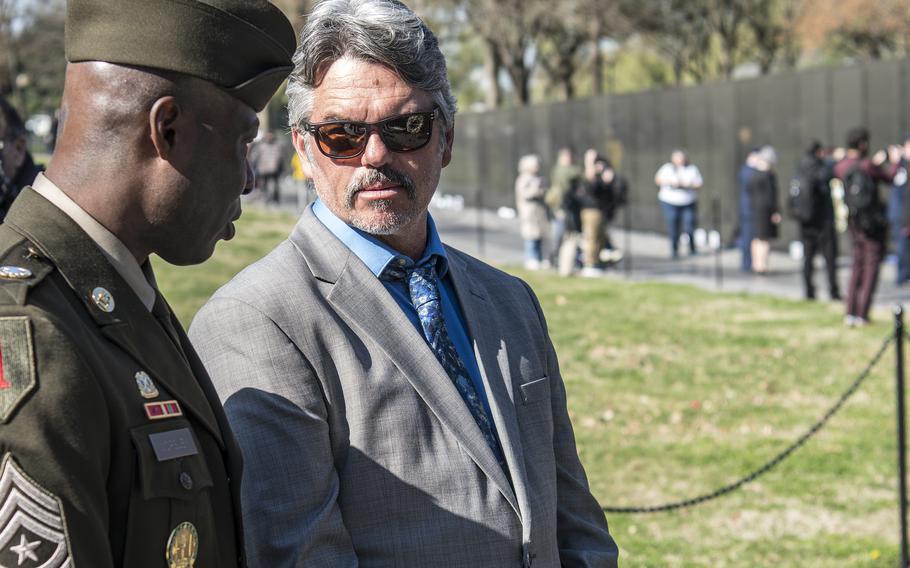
[135,371,159,399]
[91,287,115,313]
[0,266,32,280]
[166,522,198,568]
[144,400,183,420]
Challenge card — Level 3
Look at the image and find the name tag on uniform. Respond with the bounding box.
[148,428,199,461]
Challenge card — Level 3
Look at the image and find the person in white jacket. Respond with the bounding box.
[655,149,704,258]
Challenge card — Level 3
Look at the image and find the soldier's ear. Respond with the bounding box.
[148,96,183,160]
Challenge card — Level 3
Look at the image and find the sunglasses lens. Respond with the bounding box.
[381,113,433,152]
[317,122,368,158]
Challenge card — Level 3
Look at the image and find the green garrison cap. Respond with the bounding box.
[66,0,296,111]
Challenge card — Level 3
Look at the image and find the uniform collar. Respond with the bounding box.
[31,173,157,311]
[311,198,449,279]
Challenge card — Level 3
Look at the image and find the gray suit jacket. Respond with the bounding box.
[189,207,618,567]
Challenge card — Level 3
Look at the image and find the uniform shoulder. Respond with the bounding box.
[0,231,56,307]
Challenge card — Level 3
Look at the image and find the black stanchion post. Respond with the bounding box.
[476,190,485,258]
[896,304,909,568]
[623,201,632,278]
[712,197,722,290]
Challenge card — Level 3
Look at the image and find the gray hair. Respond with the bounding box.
[758,145,777,166]
[517,154,540,175]
[286,0,457,131]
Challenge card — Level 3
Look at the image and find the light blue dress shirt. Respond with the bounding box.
[312,199,499,431]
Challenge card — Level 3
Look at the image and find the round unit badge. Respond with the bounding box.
[91,287,115,313]
[165,522,198,568]
[0,266,32,280]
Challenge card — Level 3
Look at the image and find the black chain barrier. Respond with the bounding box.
[602,332,895,514]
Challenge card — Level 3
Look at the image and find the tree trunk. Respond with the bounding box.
[508,64,531,105]
[591,39,604,96]
[673,55,684,86]
[561,66,575,100]
[721,37,736,79]
[590,16,604,96]
[482,39,502,109]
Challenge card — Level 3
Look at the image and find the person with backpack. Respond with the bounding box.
[834,127,901,327]
[789,140,839,300]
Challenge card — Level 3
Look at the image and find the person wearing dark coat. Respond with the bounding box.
[747,146,781,274]
[796,141,840,300]
[737,148,760,271]
[0,1,296,566]
[0,96,42,221]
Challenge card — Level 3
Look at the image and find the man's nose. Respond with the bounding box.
[360,130,391,168]
[242,160,255,195]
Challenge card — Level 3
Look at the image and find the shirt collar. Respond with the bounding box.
[31,173,158,311]
[311,198,448,278]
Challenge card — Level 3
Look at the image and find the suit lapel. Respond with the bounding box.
[4,189,224,447]
[446,250,531,528]
[290,209,518,513]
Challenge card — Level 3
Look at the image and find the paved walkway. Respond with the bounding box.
[426,201,910,311]
[265,187,910,311]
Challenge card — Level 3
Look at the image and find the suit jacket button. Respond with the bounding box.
[522,545,533,567]
[179,472,193,490]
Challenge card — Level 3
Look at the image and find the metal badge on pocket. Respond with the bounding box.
[166,522,198,568]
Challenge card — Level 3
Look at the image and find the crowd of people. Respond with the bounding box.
[515,146,627,277]
[734,127,910,327]
[514,127,910,327]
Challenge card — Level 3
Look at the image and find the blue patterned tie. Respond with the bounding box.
[386,257,506,471]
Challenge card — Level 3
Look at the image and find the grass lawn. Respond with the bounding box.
[157,206,905,567]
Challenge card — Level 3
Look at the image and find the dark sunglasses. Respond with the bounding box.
[301,107,439,159]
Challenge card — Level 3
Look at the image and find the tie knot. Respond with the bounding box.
[380,256,438,283]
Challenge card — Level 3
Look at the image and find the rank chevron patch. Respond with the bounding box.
[0,453,73,568]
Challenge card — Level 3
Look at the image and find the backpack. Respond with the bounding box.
[843,165,886,237]
[786,167,815,223]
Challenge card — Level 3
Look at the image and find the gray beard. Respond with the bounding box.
[347,199,415,235]
[343,166,418,235]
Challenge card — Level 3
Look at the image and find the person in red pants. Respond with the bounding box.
[834,127,902,326]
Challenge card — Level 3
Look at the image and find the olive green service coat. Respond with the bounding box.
[0,188,244,567]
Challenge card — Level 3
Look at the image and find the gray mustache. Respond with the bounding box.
[346,167,417,202]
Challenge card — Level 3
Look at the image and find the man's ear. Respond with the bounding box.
[148,96,183,160]
[292,129,314,178]
[441,125,454,168]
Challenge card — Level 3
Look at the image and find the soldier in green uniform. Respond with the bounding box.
[0,1,295,567]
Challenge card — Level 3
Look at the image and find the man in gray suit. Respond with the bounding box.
[189,0,619,566]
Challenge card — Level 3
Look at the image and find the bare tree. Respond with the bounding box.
[743,0,803,73]
[460,0,549,106]
[705,0,748,79]
[535,0,589,100]
[633,0,713,85]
